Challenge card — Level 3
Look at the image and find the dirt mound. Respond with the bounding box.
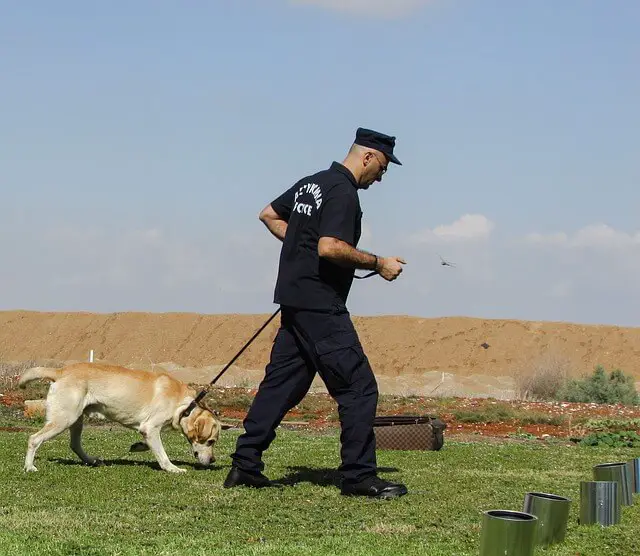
[1,310,640,398]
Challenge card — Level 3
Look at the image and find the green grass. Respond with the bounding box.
[1,424,639,555]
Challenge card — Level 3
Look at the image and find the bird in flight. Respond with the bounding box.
[439,254,456,268]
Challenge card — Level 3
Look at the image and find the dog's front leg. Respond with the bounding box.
[142,428,186,473]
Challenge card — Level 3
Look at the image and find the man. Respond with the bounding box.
[224,128,408,499]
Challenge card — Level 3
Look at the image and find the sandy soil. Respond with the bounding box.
[1,310,640,398]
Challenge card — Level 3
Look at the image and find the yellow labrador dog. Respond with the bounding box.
[19,362,223,473]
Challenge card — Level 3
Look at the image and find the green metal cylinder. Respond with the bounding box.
[593,462,633,506]
[523,491,571,546]
[479,510,538,556]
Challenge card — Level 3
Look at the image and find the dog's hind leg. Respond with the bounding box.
[25,382,85,472]
[25,421,72,472]
[141,428,186,474]
[70,416,104,467]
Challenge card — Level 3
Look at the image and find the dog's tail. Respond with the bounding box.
[18,367,61,389]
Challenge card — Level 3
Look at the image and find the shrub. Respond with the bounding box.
[558,365,639,405]
[513,353,570,401]
[453,404,516,423]
[582,418,640,432]
[578,431,640,448]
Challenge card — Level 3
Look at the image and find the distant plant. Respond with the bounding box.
[508,431,537,441]
[452,404,515,423]
[578,431,640,448]
[582,418,640,432]
[558,365,639,405]
[1,359,63,393]
[513,352,570,401]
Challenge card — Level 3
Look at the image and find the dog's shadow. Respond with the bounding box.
[273,466,401,487]
[48,457,224,472]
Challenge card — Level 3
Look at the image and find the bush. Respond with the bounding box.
[582,418,640,432]
[558,365,639,405]
[0,359,65,396]
[578,431,640,448]
[513,353,570,401]
[452,404,516,423]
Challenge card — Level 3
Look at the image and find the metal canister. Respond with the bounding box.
[479,510,538,556]
[523,491,571,546]
[579,481,620,526]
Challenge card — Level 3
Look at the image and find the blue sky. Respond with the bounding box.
[1,1,639,325]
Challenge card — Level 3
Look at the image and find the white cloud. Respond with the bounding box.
[526,224,640,249]
[288,0,431,18]
[409,214,495,244]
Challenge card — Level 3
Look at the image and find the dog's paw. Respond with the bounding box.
[165,466,187,474]
[24,464,38,472]
[129,441,150,453]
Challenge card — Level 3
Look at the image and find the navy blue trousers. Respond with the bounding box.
[230,306,379,483]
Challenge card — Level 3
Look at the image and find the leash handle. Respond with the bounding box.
[354,271,377,280]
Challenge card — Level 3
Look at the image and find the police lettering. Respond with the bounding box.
[294,183,323,210]
[293,201,312,216]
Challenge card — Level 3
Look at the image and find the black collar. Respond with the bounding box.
[330,162,359,189]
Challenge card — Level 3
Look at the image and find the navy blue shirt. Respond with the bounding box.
[270,162,363,311]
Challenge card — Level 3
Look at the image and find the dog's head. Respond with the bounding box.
[180,402,224,466]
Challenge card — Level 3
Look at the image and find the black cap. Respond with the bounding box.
[354,127,402,165]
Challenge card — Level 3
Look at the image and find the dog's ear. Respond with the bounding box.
[194,415,206,439]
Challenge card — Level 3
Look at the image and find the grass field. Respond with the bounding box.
[1,421,639,555]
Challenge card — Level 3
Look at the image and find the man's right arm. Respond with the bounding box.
[259,204,288,242]
[318,237,406,281]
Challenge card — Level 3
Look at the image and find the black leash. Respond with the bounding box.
[180,269,377,420]
[180,308,282,419]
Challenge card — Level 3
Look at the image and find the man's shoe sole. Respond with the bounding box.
[341,486,408,499]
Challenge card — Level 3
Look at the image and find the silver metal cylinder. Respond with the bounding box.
[593,462,633,506]
[522,491,571,546]
[479,510,538,556]
[579,481,620,526]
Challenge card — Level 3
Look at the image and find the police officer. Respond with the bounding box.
[224,128,408,499]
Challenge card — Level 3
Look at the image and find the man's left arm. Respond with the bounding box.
[258,183,297,242]
[259,204,288,242]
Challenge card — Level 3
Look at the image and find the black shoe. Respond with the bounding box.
[223,466,273,489]
[340,476,408,499]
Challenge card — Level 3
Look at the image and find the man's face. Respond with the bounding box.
[360,150,388,189]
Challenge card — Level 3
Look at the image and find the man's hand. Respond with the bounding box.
[376,257,406,281]
[318,237,406,281]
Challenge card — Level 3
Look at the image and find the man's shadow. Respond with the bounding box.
[48,457,224,471]
[274,466,400,487]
